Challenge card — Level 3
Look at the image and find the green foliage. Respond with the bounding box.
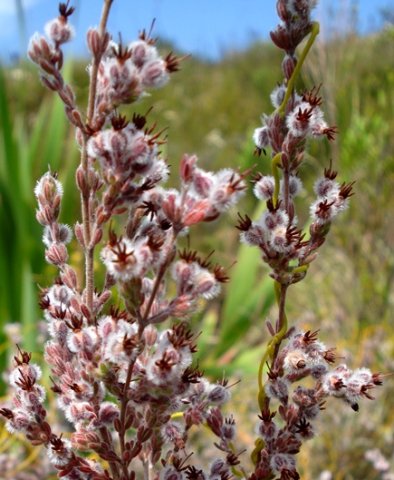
[0,62,80,393]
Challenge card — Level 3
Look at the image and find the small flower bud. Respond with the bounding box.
[76,166,88,196]
[270,84,286,108]
[87,28,101,57]
[207,384,230,405]
[253,126,269,150]
[282,54,296,80]
[74,222,85,247]
[141,58,169,88]
[91,227,103,246]
[45,17,75,45]
[45,243,68,265]
[254,175,275,201]
[180,153,197,182]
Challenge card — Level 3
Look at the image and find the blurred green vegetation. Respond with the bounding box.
[0,23,393,479]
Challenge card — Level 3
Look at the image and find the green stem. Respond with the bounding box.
[257,282,288,411]
[271,153,282,208]
[277,21,320,117]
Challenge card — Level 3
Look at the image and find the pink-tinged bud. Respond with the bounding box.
[27,33,52,64]
[143,324,158,346]
[97,402,119,425]
[259,419,278,441]
[66,401,96,425]
[35,172,63,204]
[254,175,275,201]
[80,304,91,321]
[45,243,68,265]
[141,58,169,89]
[208,384,231,405]
[210,459,228,476]
[282,54,297,80]
[270,453,297,476]
[71,430,101,451]
[96,289,111,309]
[314,177,339,199]
[36,207,53,226]
[170,294,195,318]
[221,416,236,441]
[162,422,184,448]
[74,222,85,247]
[6,411,31,434]
[45,18,75,45]
[87,28,101,57]
[265,378,289,402]
[192,169,214,197]
[87,167,103,192]
[162,192,182,224]
[76,166,88,196]
[41,75,62,91]
[253,126,270,150]
[183,199,210,226]
[65,107,83,128]
[173,261,193,288]
[58,84,75,106]
[270,84,287,109]
[276,0,290,22]
[180,154,197,182]
[39,59,57,75]
[60,265,78,289]
[206,407,224,436]
[43,224,72,247]
[129,39,158,68]
[91,227,103,247]
[195,270,221,300]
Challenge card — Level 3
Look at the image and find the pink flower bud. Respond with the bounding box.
[254,175,275,201]
[98,402,119,425]
[253,126,269,149]
[87,28,101,57]
[282,54,297,80]
[180,154,197,182]
[207,384,230,405]
[35,172,63,204]
[74,222,85,247]
[27,33,52,64]
[141,58,169,88]
[183,199,210,226]
[45,243,68,266]
[45,18,74,45]
[71,430,101,451]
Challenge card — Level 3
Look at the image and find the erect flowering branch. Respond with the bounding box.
[237,1,383,479]
[3,2,250,479]
[79,0,113,313]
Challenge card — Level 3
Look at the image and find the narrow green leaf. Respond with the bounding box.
[21,263,37,352]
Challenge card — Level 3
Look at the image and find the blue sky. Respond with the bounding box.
[0,0,391,62]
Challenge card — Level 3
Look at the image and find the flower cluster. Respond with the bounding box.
[253,330,382,479]
[237,1,383,479]
[3,2,247,479]
[1,347,106,479]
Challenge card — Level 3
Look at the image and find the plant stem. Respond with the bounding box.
[277,21,320,117]
[257,282,288,411]
[118,233,176,473]
[271,153,282,208]
[80,0,113,313]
